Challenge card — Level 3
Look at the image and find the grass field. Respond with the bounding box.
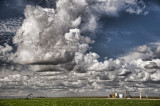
[0,98,160,106]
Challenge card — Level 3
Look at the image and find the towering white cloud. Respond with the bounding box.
[13,0,147,65]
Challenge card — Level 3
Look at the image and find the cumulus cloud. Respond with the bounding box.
[13,1,92,64]
[119,44,160,83]
[1,0,160,97]
[13,0,148,67]
[150,71,160,81]
[144,62,158,69]
[0,44,13,62]
[120,45,153,62]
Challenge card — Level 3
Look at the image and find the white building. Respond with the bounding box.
[119,94,123,98]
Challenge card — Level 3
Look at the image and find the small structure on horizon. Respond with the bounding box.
[126,90,131,98]
[26,93,33,99]
[108,93,124,98]
[119,94,123,98]
[140,90,142,99]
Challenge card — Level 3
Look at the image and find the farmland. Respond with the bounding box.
[0,98,160,106]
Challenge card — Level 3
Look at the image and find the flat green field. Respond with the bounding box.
[0,98,160,106]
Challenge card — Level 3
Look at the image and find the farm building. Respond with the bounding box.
[108,93,124,98]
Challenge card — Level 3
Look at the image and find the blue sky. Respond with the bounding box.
[92,7,160,59]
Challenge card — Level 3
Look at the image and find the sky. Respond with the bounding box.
[0,0,160,98]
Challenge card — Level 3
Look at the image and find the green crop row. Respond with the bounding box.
[0,98,160,106]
